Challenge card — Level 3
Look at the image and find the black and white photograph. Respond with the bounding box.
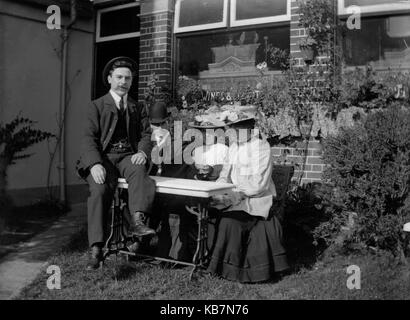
[0,0,410,304]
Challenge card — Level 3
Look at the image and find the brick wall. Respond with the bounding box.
[138,10,173,102]
[283,0,325,184]
[290,0,306,67]
[271,140,324,185]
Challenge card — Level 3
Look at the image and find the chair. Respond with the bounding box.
[270,165,295,222]
[206,164,294,282]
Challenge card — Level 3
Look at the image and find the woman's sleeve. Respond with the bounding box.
[216,149,232,183]
[237,142,273,197]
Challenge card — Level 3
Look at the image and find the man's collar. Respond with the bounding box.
[109,90,128,109]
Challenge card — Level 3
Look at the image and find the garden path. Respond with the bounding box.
[0,203,86,300]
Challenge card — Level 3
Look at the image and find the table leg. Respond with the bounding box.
[185,199,210,278]
[104,187,129,259]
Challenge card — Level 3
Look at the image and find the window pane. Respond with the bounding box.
[179,0,225,28]
[178,26,290,79]
[343,15,410,69]
[235,0,287,20]
[100,6,140,37]
[345,0,408,7]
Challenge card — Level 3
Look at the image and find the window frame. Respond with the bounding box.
[174,0,229,34]
[338,0,410,17]
[339,0,410,70]
[230,0,291,27]
[96,2,141,43]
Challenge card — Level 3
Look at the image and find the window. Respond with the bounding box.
[96,2,140,42]
[230,0,290,27]
[174,0,228,33]
[339,0,410,69]
[174,0,291,33]
[338,0,410,16]
[174,0,291,90]
[178,26,290,77]
[343,14,410,69]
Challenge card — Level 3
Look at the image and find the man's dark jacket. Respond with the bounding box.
[76,93,153,178]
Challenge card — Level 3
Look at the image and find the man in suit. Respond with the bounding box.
[77,56,156,270]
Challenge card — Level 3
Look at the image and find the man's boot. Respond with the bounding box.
[129,211,156,237]
[86,244,103,270]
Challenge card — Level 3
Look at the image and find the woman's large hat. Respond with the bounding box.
[227,105,257,126]
[149,101,170,124]
[189,105,257,129]
[102,56,138,87]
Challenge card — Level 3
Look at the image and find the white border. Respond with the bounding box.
[338,0,410,17]
[96,2,141,43]
[174,0,228,33]
[230,0,291,27]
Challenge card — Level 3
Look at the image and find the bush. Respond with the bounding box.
[0,116,54,233]
[316,104,410,255]
[333,67,410,114]
[284,182,327,269]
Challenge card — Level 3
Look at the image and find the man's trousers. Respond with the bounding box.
[86,153,156,247]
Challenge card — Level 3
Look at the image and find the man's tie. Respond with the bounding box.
[119,97,125,114]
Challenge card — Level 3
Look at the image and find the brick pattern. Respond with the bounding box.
[271,140,324,185]
[290,0,331,66]
[286,0,327,184]
[290,0,307,67]
[138,11,173,102]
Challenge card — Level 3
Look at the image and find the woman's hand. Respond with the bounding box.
[233,188,247,200]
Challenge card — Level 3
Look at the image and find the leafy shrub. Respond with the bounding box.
[0,117,54,163]
[284,182,327,268]
[297,0,336,55]
[332,67,410,115]
[316,104,410,255]
[0,117,54,231]
[176,76,208,110]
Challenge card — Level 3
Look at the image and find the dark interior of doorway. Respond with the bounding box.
[93,37,140,99]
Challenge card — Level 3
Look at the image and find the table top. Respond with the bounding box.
[117,176,234,198]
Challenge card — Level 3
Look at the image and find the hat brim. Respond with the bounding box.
[150,117,169,124]
[226,115,256,126]
[188,122,227,129]
[102,56,138,88]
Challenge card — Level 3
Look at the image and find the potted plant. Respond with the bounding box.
[298,37,318,64]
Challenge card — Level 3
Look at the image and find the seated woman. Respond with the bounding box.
[206,110,289,283]
[150,109,228,261]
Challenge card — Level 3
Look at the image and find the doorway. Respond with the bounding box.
[93,2,140,99]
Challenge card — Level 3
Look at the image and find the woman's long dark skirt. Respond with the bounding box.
[206,211,289,283]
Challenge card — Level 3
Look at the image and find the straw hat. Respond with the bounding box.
[189,105,258,129]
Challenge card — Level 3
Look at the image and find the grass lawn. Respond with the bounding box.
[16,228,410,300]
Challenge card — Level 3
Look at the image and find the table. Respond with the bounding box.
[103,176,234,279]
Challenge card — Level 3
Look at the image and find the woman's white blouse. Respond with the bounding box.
[216,138,276,219]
